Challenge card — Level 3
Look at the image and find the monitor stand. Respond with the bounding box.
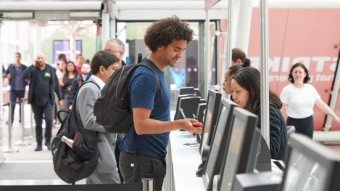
[232,171,282,191]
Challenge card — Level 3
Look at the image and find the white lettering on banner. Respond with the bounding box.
[292,57,312,69]
[267,74,334,82]
[249,56,338,83]
[268,57,281,72]
[282,57,291,72]
[250,56,338,72]
[312,57,331,72]
[331,57,338,71]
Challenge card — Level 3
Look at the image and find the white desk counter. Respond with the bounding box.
[164,130,205,191]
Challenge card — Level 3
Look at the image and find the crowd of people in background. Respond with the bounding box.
[3,38,127,152]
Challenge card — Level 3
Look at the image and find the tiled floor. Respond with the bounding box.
[0,104,85,185]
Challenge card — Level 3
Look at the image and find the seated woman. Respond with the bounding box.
[222,62,250,95]
[231,67,287,160]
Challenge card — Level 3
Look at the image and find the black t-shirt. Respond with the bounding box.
[32,67,52,105]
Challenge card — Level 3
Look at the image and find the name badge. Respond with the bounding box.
[45,72,51,77]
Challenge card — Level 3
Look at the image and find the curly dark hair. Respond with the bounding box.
[288,62,311,83]
[144,16,193,52]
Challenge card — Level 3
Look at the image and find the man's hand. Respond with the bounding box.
[181,118,203,134]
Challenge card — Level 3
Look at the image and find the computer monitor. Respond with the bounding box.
[199,89,222,156]
[177,96,200,120]
[202,99,237,191]
[197,102,207,123]
[280,134,340,191]
[232,171,282,191]
[174,94,200,120]
[179,87,195,95]
[255,134,272,172]
[218,107,259,191]
[196,102,207,143]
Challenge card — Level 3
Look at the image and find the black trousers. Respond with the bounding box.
[119,152,166,191]
[114,138,124,183]
[9,90,25,124]
[287,115,314,139]
[31,103,54,146]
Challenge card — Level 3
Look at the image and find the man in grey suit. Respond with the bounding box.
[76,50,120,184]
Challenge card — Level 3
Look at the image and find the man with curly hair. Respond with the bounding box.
[119,16,203,191]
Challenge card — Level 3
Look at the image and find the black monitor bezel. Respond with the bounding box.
[199,89,222,154]
[179,87,195,95]
[177,96,201,119]
[218,107,258,191]
[280,134,340,191]
[202,98,237,191]
[196,102,207,123]
[174,94,196,120]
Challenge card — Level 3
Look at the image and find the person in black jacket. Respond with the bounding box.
[23,53,62,151]
[5,52,28,124]
[231,67,288,160]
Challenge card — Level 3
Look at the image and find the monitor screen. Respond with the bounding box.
[281,134,340,191]
[219,107,258,191]
[202,99,237,191]
[174,94,199,120]
[196,102,207,143]
[196,103,207,123]
[199,89,222,155]
[177,96,200,119]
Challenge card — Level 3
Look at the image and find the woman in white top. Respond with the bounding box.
[280,63,340,138]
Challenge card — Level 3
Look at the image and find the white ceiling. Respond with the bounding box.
[0,0,339,21]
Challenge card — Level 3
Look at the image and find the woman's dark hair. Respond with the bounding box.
[243,58,251,67]
[288,62,310,83]
[227,61,251,77]
[91,50,119,75]
[63,61,78,85]
[232,67,282,113]
[144,16,193,52]
[232,48,246,62]
[231,48,251,66]
[58,53,67,63]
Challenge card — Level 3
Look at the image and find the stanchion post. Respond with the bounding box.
[142,178,154,191]
[30,105,34,137]
[21,98,25,140]
[16,99,29,146]
[3,102,15,152]
[8,102,12,150]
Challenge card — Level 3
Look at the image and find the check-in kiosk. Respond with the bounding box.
[202,99,237,191]
[212,107,260,191]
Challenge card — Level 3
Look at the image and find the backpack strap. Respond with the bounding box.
[73,80,100,141]
[73,80,100,107]
[139,59,161,93]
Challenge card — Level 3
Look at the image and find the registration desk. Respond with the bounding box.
[164,130,205,191]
